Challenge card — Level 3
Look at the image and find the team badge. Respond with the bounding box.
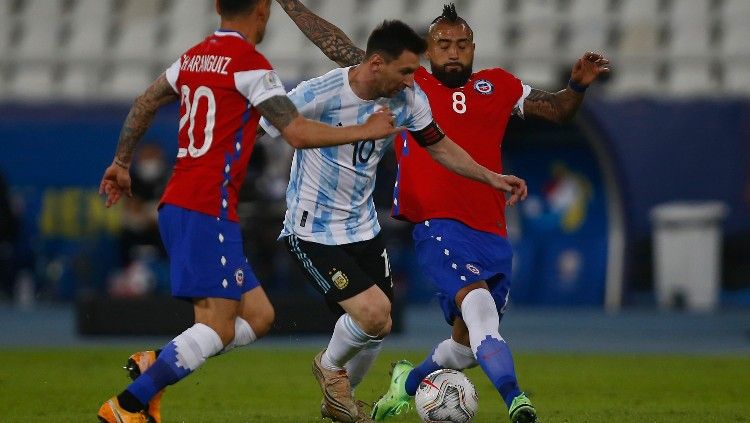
[331,270,349,290]
[473,79,494,95]
[466,263,480,275]
[234,269,245,286]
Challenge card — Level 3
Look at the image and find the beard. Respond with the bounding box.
[431,61,473,88]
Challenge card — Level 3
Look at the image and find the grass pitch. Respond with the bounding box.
[1,347,748,422]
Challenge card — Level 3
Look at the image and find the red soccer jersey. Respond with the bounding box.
[393,66,527,237]
[160,30,286,221]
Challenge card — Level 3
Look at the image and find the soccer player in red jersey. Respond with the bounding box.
[274,1,610,422]
[95,1,403,422]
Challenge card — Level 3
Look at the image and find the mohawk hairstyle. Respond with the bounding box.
[432,3,460,24]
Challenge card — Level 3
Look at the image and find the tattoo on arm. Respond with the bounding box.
[256,95,300,133]
[523,88,583,123]
[275,0,365,67]
[115,73,178,164]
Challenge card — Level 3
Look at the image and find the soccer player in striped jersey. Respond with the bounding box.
[258,20,527,423]
[274,2,610,422]
[95,1,403,422]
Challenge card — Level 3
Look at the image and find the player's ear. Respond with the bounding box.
[255,0,271,21]
[369,53,385,72]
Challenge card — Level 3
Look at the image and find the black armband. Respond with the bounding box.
[409,121,445,147]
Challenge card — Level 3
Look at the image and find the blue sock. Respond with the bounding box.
[475,335,522,408]
[125,341,191,405]
[405,346,441,396]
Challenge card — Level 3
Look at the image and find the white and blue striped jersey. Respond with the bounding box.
[260,66,434,245]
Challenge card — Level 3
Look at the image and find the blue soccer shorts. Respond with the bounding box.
[412,218,513,325]
[158,204,259,301]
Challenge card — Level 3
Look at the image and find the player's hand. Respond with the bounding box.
[362,107,406,139]
[488,173,528,206]
[570,51,610,87]
[99,161,132,208]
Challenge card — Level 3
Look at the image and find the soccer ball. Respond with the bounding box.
[415,369,478,423]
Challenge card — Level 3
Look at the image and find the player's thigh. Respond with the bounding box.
[238,285,275,337]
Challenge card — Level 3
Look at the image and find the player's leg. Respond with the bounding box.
[284,234,388,422]
[402,318,477,396]
[109,298,235,413]
[99,206,244,422]
[221,281,275,353]
[344,237,394,391]
[457,281,536,423]
[99,298,236,422]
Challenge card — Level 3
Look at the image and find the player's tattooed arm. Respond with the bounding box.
[257,95,401,148]
[523,51,609,123]
[114,73,178,166]
[256,95,300,133]
[275,0,365,67]
[522,88,584,124]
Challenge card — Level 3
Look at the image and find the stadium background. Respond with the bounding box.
[0,0,749,421]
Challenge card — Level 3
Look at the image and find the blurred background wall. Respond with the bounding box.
[0,0,748,323]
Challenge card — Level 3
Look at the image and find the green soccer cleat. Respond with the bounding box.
[370,360,414,421]
[508,393,538,423]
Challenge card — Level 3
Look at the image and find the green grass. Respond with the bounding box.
[1,348,749,422]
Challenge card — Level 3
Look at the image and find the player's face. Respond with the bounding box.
[374,50,421,98]
[426,22,475,88]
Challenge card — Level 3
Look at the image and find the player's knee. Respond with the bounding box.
[251,303,275,339]
[378,314,393,337]
[358,300,391,336]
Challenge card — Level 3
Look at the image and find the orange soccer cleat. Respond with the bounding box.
[125,350,164,423]
[97,396,152,423]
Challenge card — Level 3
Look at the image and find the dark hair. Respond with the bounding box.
[365,20,427,61]
[217,0,260,18]
[431,3,469,26]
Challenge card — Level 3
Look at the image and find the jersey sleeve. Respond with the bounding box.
[259,80,318,138]
[512,82,533,118]
[164,58,181,93]
[234,68,287,108]
[403,83,434,132]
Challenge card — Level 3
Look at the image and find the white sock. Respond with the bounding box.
[460,288,503,355]
[322,314,377,370]
[173,323,224,371]
[345,338,383,390]
[220,317,257,354]
[431,338,477,370]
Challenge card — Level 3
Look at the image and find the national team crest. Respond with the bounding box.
[331,270,349,290]
[473,79,494,95]
[466,263,480,275]
[234,269,245,286]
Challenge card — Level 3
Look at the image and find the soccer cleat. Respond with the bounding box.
[371,360,414,421]
[125,351,163,423]
[312,350,358,423]
[508,393,538,423]
[97,396,152,423]
[321,399,374,422]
